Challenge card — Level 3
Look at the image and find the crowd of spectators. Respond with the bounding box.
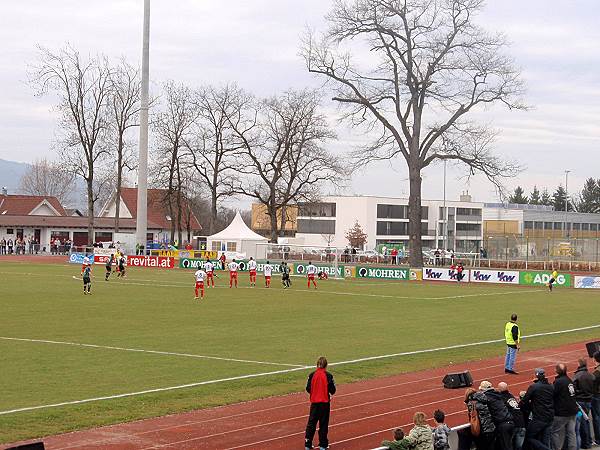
[377,352,600,450]
[0,236,41,254]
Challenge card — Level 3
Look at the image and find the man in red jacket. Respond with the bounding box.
[305,356,336,450]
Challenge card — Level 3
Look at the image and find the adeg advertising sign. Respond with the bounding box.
[127,255,175,269]
[519,271,571,287]
[471,270,519,284]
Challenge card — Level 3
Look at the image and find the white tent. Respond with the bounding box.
[207,212,268,259]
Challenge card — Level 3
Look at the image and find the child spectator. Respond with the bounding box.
[404,412,434,450]
[382,428,410,450]
[433,409,451,450]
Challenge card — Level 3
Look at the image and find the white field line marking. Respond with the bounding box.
[54,346,583,447]
[0,326,596,417]
[0,336,304,368]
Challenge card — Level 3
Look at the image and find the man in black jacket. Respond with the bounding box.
[573,359,594,449]
[522,368,554,450]
[479,381,515,450]
[591,352,600,446]
[498,382,526,450]
[552,363,578,450]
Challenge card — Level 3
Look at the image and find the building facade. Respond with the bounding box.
[288,194,484,252]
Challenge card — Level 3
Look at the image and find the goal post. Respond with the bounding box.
[255,243,344,279]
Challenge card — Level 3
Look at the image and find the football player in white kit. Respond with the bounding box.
[248,257,257,286]
[228,259,239,288]
[263,260,273,288]
[306,262,318,289]
[194,267,207,300]
[203,257,215,287]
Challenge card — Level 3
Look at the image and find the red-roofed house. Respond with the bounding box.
[0,194,67,217]
[99,187,202,244]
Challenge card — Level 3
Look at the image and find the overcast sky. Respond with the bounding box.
[1,0,599,205]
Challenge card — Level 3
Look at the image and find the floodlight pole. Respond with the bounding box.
[442,159,447,250]
[135,0,150,251]
[564,170,570,238]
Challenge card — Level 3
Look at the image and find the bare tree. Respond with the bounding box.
[30,45,112,244]
[228,89,344,242]
[108,59,141,231]
[152,81,199,244]
[184,84,245,234]
[303,0,525,266]
[19,158,76,204]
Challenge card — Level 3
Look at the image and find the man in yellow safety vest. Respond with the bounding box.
[505,313,521,375]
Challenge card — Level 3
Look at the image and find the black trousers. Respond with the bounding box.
[496,421,515,450]
[305,402,330,448]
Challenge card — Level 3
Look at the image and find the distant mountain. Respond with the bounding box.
[0,159,29,194]
[0,158,86,209]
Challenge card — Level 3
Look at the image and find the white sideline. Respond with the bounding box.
[0,336,304,368]
[0,324,598,416]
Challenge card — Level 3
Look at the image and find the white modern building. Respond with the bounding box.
[289,194,484,252]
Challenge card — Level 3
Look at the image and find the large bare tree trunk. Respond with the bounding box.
[114,135,123,232]
[408,165,423,267]
[86,178,95,245]
[269,208,278,243]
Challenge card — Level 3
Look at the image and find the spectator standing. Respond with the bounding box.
[552,363,578,450]
[522,368,554,450]
[573,359,594,449]
[0,237,5,254]
[219,252,226,270]
[434,248,441,266]
[382,428,410,450]
[433,409,451,450]
[505,314,520,374]
[498,382,527,450]
[304,356,336,450]
[465,387,496,450]
[404,412,434,450]
[391,247,398,265]
[592,352,600,446]
[479,380,515,450]
[7,237,13,254]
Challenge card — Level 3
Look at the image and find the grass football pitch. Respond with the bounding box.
[0,260,598,443]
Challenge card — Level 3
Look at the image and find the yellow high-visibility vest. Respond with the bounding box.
[505,321,520,345]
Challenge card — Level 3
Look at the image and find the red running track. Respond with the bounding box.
[4,341,592,450]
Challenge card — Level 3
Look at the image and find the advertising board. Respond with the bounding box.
[574,275,600,289]
[68,252,94,264]
[127,255,175,269]
[356,266,409,280]
[423,267,468,282]
[519,271,571,287]
[470,269,519,284]
[294,263,344,277]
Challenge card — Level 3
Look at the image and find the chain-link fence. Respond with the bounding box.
[483,236,600,263]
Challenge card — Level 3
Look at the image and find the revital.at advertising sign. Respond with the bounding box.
[127,255,175,269]
[68,252,94,264]
[294,263,344,277]
[356,266,409,280]
[574,275,600,289]
[471,270,519,284]
[519,271,571,287]
[423,268,468,282]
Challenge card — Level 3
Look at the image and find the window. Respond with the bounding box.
[573,223,581,231]
[6,228,13,234]
[455,223,481,232]
[297,219,336,234]
[50,231,70,241]
[534,222,543,230]
[456,208,482,217]
[544,222,553,230]
[95,232,113,242]
[553,222,563,230]
[582,223,590,231]
[211,241,221,251]
[298,203,336,217]
[591,224,598,231]
[377,204,407,219]
[524,221,533,230]
[226,242,237,252]
[377,221,408,235]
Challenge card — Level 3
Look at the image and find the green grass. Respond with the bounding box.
[0,260,598,443]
